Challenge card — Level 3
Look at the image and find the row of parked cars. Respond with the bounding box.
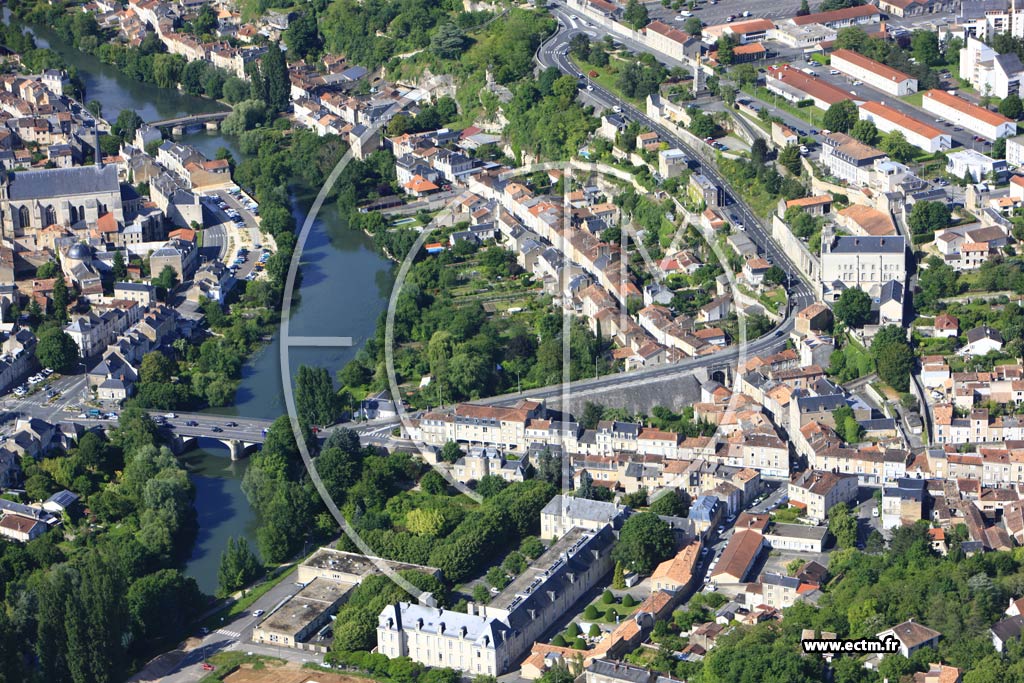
[12,368,54,396]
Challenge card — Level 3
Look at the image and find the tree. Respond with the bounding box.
[823,100,858,133]
[835,26,869,52]
[112,109,143,142]
[153,265,178,292]
[764,265,786,286]
[588,623,602,637]
[1000,94,1024,120]
[284,10,322,61]
[140,351,175,385]
[873,325,913,392]
[779,144,802,175]
[580,401,604,429]
[406,508,445,536]
[850,119,879,145]
[684,16,702,35]
[112,250,127,281]
[420,470,447,495]
[834,287,872,328]
[911,30,941,66]
[36,261,59,279]
[477,474,508,498]
[37,327,78,372]
[716,33,736,66]
[217,537,262,596]
[612,561,626,589]
[750,138,769,165]
[623,0,650,29]
[439,441,464,464]
[223,77,250,103]
[917,255,959,310]
[51,274,69,323]
[689,111,719,139]
[295,365,341,427]
[649,488,689,517]
[993,136,1007,159]
[797,0,811,15]
[612,512,675,574]
[879,130,916,162]
[431,22,466,60]
[908,200,950,236]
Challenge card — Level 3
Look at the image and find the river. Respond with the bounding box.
[6,16,396,593]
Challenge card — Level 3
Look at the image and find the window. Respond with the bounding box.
[44,205,56,226]
[17,205,29,229]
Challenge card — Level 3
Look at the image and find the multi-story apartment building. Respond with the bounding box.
[788,469,859,521]
[960,37,1024,99]
[819,132,888,186]
[539,495,626,540]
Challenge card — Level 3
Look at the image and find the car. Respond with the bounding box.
[77,413,87,419]
[953,126,962,131]
[226,421,238,427]
[849,89,857,95]
[586,84,594,91]
[726,14,735,21]
[165,413,177,418]
[202,663,215,671]
[186,420,199,426]
[612,105,622,113]
[852,80,862,86]
[872,507,879,518]
[829,69,839,75]
[716,526,725,533]
[799,145,810,155]
[211,426,223,433]
[742,10,751,16]
[252,609,264,617]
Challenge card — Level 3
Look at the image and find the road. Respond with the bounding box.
[539,8,817,308]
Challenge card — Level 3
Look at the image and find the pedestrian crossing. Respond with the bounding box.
[215,629,242,639]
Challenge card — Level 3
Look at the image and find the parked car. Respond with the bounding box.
[226,421,238,427]
[829,69,839,75]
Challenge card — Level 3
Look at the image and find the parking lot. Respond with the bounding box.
[202,188,271,281]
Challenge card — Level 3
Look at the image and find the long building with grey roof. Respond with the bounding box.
[378,525,616,675]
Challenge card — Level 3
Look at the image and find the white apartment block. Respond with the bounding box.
[858,101,950,153]
[819,132,888,186]
[922,89,1018,140]
[1006,135,1024,168]
[960,37,1024,99]
[830,49,917,96]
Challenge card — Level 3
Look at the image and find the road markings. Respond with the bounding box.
[215,629,242,639]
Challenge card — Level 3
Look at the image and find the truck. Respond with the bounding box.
[86,409,102,418]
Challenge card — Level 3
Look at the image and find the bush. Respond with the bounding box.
[566,622,580,637]
[622,594,636,608]
[573,636,587,650]
[551,634,567,647]
[605,607,618,622]
[583,604,599,620]
[588,623,602,637]
[601,589,615,604]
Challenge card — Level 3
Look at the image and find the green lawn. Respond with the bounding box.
[570,55,647,109]
[901,91,924,107]
[740,85,824,127]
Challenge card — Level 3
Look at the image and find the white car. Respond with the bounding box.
[829,69,839,75]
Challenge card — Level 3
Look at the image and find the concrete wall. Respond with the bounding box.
[771,214,821,287]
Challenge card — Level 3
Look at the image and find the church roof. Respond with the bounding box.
[5,165,119,201]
